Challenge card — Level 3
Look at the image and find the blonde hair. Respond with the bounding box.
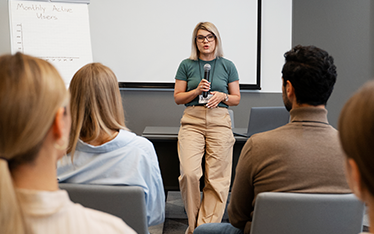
[68,63,127,159]
[338,80,374,197]
[189,22,224,61]
[0,53,68,234]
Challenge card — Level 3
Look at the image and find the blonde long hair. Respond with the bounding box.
[67,63,127,159]
[189,22,224,61]
[0,53,68,234]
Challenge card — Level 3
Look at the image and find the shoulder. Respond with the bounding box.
[217,57,238,81]
[57,154,72,170]
[179,58,196,67]
[122,132,158,160]
[251,124,288,141]
[240,125,289,159]
[125,132,154,149]
[176,59,197,80]
[248,124,296,149]
[18,189,136,234]
[218,57,233,63]
[71,203,136,233]
[218,57,236,67]
[116,130,151,147]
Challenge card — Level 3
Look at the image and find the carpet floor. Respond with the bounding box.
[149,191,229,234]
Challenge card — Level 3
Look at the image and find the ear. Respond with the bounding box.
[285,80,295,98]
[345,158,366,201]
[51,107,70,144]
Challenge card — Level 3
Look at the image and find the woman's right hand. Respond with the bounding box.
[196,79,211,95]
[174,79,210,105]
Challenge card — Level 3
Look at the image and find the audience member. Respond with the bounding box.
[0,53,135,234]
[57,62,165,227]
[339,80,374,234]
[193,45,351,234]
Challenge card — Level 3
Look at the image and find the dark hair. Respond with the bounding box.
[281,45,337,105]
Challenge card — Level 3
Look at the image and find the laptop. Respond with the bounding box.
[233,106,290,138]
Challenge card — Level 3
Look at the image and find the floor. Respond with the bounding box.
[149,191,230,234]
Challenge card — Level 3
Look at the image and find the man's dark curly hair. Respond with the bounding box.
[281,45,337,106]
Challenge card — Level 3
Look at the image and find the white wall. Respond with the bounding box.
[1,0,292,92]
[260,0,292,92]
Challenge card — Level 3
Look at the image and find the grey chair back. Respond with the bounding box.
[247,106,289,137]
[59,183,148,234]
[251,192,365,234]
[228,109,234,128]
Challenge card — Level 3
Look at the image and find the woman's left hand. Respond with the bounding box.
[206,92,226,108]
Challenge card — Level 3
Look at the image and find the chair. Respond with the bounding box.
[246,106,289,137]
[250,192,365,234]
[59,183,148,234]
[228,109,235,128]
[232,106,290,138]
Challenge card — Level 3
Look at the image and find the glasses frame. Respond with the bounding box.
[196,34,216,43]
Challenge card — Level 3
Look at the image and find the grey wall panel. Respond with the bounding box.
[121,89,283,135]
[292,0,374,128]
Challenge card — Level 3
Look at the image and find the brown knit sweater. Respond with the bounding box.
[228,107,351,234]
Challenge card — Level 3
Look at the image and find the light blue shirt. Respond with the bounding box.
[57,129,165,226]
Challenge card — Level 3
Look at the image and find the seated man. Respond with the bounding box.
[194,45,351,234]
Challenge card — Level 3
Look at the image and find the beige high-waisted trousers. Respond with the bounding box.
[178,106,235,234]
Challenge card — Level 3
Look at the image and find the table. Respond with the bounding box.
[142,126,248,191]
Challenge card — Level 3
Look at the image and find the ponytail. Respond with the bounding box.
[0,159,25,234]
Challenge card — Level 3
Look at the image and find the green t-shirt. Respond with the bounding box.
[175,57,239,108]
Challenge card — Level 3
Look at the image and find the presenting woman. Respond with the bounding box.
[174,22,241,234]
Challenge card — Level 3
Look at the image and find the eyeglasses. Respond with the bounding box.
[196,34,216,42]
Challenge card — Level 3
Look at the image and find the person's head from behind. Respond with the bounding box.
[68,63,127,158]
[190,22,223,61]
[339,80,374,204]
[0,52,69,234]
[281,45,337,111]
[0,52,70,167]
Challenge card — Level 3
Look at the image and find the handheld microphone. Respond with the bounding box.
[203,64,211,98]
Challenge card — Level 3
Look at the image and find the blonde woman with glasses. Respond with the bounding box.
[174,22,241,234]
[339,80,374,234]
[0,53,135,234]
[57,63,165,227]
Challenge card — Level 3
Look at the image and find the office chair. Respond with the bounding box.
[246,106,289,137]
[233,106,290,137]
[59,183,148,234]
[228,109,235,128]
[250,192,365,234]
